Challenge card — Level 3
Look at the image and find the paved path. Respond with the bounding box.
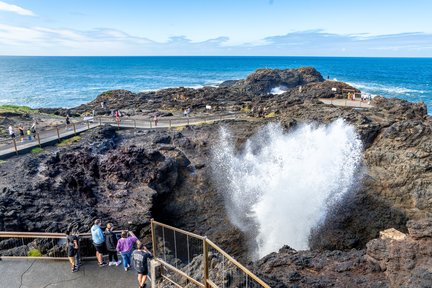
[0,113,241,159]
[0,259,141,288]
[319,98,373,108]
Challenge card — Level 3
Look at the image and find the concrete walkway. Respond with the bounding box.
[0,259,140,288]
[319,98,373,108]
[0,113,241,159]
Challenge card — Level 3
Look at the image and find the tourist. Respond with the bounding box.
[8,125,15,139]
[105,223,121,266]
[26,128,32,141]
[132,242,153,288]
[187,107,191,116]
[115,110,120,123]
[116,230,138,271]
[30,123,37,139]
[183,109,187,117]
[66,230,79,273]
[72,228,82,268]
[18,125,24,142]
[66,115,71,130]
[91,219,107,267]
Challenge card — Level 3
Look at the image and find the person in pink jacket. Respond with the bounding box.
[116,230,138,271]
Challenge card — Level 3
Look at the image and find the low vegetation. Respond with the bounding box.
[264,112,277,118]
[0,105,38,114]
[57,136,81,147]
[31,147,43,154]
[27,248,43,257]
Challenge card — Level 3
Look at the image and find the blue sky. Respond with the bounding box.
[0,0,431,56]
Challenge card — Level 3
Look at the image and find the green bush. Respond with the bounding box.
[0,105,38,114]
[28,248,43,257]
[264,112,277,118]
[0,160,6,165]
[57,136,81,147]
[31,147,43,154]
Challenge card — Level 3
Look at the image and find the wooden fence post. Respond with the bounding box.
[87,121,90,129]
[203,237,209,288]
[37,133,41,148]
[56,126,60,142]
[73,123,77,135]
[12,138,18,155]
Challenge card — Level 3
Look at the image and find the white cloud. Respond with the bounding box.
[0,1,35,16]
[0,24,431,56]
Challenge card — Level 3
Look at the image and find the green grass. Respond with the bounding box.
[0,160,6,165]
[27,248,43,257]
[240,106,252,113]
[0,105,38,114]
[57,136,81,147]
[31,147,43,154]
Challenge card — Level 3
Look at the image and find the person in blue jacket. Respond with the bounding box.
[91,219,107,267]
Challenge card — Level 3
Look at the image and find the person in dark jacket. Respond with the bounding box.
[132,242,153,288]
[105,223,121,266]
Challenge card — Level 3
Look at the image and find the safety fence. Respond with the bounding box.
[319,97,373,108]
[0,230,123,260]
[151,220,270,288]
[0,113,242,157]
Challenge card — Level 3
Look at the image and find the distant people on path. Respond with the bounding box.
[116,230,138,272]
[30,123,37,139]
[91,219,107,267]
[66,230,79,273]
[183,109,187,117]
[115,110,120,123]
[18,125,24,142]
[8,125,15,139]
[65,115,71,130]
[132,242,153,288]
[26,128,32,141]
[101,101,105,109]
[105,223,122,266]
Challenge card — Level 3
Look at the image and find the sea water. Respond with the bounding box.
[0,56,431,113]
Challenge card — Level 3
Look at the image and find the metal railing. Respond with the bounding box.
[151,220,270,288]
[0,231,122,260]
[0,113,242,157]
[319,97,373,108]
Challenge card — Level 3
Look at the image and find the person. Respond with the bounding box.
[132,242,153,288]
[116,230,138,271]
[91,219,107,267]
[105,223,121,266]
[8,125,15,139]
[66,115,71,130]
[18,125,24,142]
[30,123,37,140]
[66,230,79,273]
[72,228,82,268]
[26,128,32,141]
[183,109,187,117]
[186,107,191,117]
[115,111,120,123]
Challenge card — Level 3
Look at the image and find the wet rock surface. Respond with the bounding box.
[1,67,432,286]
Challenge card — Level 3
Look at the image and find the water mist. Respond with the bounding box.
[211,119,363,259]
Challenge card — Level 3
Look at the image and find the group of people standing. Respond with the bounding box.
[89,219,153,288]
[8,123,37,142]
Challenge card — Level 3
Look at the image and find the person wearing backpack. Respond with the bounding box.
[65,230,79,273]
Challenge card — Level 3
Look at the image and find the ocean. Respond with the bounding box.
[0,56,431,113]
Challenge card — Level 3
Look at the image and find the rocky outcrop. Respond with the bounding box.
[366,219,432,288]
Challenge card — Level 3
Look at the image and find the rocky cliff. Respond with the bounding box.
[1,67,431,286]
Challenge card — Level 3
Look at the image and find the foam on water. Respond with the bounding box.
[212,120,363,258]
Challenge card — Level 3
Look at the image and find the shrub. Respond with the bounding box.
[241,106,251,113]
[31,147,43,154]
[28,248,43,257]
[58,136,81,147]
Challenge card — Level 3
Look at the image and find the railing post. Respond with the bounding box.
[150,120,152,129]
[87,121,90,129]
[151,219,157,257]
[37,133,41,148]
[73,123,77,135]
[169,120,172,130]
[117,120,120,130]
[203,237,209,288]
[99,117,102,126]
[56,126,60,142]
[187,118,190,126]
[12,138,18,155]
